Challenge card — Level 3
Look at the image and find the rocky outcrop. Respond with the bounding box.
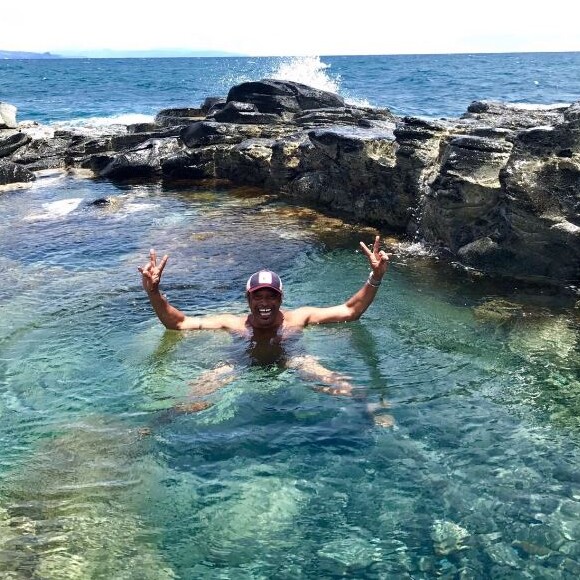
[225,79,345,119]
[1,81,578,287]
[0,132,31,158]
[0,159,35,185]
[154,107,205,127]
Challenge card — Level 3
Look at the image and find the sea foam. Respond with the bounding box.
[270,56,340,94]
[50,113,154,136]
[269,56,370,108]
[24,198,83,221]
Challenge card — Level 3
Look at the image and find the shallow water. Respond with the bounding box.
[0,174,579,578]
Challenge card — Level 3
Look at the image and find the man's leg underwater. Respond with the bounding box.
[287,354,353,396]
[174,363,238,413]
[286,355,395,427]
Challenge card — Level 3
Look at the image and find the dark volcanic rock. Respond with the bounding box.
[0,132,31,158]
[155,107,204,127]
[180,121,262,148]
[211,101,281,125]
[279,126,407,228]
[10,136,71,167]
[202,97,226,115]
[127,122,158,134]
[161,150,215,179]
[0,159,35,185]
[94,138,182,179]
[226,79,345,118]
[295,106,396,128]
[461,100,567,130]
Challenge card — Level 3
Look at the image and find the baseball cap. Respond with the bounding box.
[246,270,283,294]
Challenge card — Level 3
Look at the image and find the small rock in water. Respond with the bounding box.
[91,197,111,206]
[318,536,383,571]
[472,298,522,324]
[486,542,524,569]
[190,232,214,241]
[431,520,470,555]
[512,539,552,557]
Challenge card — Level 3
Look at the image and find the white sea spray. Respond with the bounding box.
[23,198,83,221]
[267,55,372,107]
[270,55,340,94]
[50,113,154,136]
[394,241,435,257]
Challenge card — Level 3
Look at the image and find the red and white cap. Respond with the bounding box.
[246,270,283,294]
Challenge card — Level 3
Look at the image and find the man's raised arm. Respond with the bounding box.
[289,236,390,326]
[138,249,241,331]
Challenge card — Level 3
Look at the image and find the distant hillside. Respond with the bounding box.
[1,48,243,60]
[59,49,242,58]
[0,50,61,59]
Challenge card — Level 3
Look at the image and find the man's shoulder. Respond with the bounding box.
[282,307,315,328]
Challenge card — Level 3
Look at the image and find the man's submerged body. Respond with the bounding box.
[138,236,394,425]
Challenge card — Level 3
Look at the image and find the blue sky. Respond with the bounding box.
[4,0,580,56]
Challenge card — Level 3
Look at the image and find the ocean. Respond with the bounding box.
[2,52,579,125]
[0,53,579,579]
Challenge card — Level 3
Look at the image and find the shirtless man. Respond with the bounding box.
[138,236,390,417]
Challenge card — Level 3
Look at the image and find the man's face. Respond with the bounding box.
[247,288,282,327]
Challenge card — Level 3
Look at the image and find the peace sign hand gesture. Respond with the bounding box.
[138,248,169,294]
[359,235,390,280]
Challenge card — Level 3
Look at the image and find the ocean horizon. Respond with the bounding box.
[3,48,578,57]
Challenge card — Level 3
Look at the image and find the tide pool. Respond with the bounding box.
[0,173,578,577]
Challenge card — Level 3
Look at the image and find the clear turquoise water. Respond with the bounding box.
[0,173,579,578]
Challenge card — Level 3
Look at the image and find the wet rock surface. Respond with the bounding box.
[1,79,579,288]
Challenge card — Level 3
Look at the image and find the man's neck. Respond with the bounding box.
[247,311,285,334]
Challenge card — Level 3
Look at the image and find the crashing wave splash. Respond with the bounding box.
[270,56,340,94]
[269,56,370,108]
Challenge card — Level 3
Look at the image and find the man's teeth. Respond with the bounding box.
[259,308,271,314]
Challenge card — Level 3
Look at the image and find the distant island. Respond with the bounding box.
[0,50,61,59]
[60,49,243,58]
[1,49,241,59]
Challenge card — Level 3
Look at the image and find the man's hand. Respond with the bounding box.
[360,235,390,280]
[138,248,168,294]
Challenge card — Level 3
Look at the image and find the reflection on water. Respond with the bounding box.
[0,174,578,578]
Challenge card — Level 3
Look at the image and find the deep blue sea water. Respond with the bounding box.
[1,53,579,124]
[0,54,579,578]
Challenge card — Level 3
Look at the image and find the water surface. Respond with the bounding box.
[0,174,578,578]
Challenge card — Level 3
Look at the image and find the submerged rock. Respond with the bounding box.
[473,298,524,324]
[318,536,383,572]
[431,519,470,555]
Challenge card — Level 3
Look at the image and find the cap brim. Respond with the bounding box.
[247,284,282,294]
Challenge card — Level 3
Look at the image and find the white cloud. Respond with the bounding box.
[3,0,580,55]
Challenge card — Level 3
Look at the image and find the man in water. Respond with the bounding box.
[138,236,390,417]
